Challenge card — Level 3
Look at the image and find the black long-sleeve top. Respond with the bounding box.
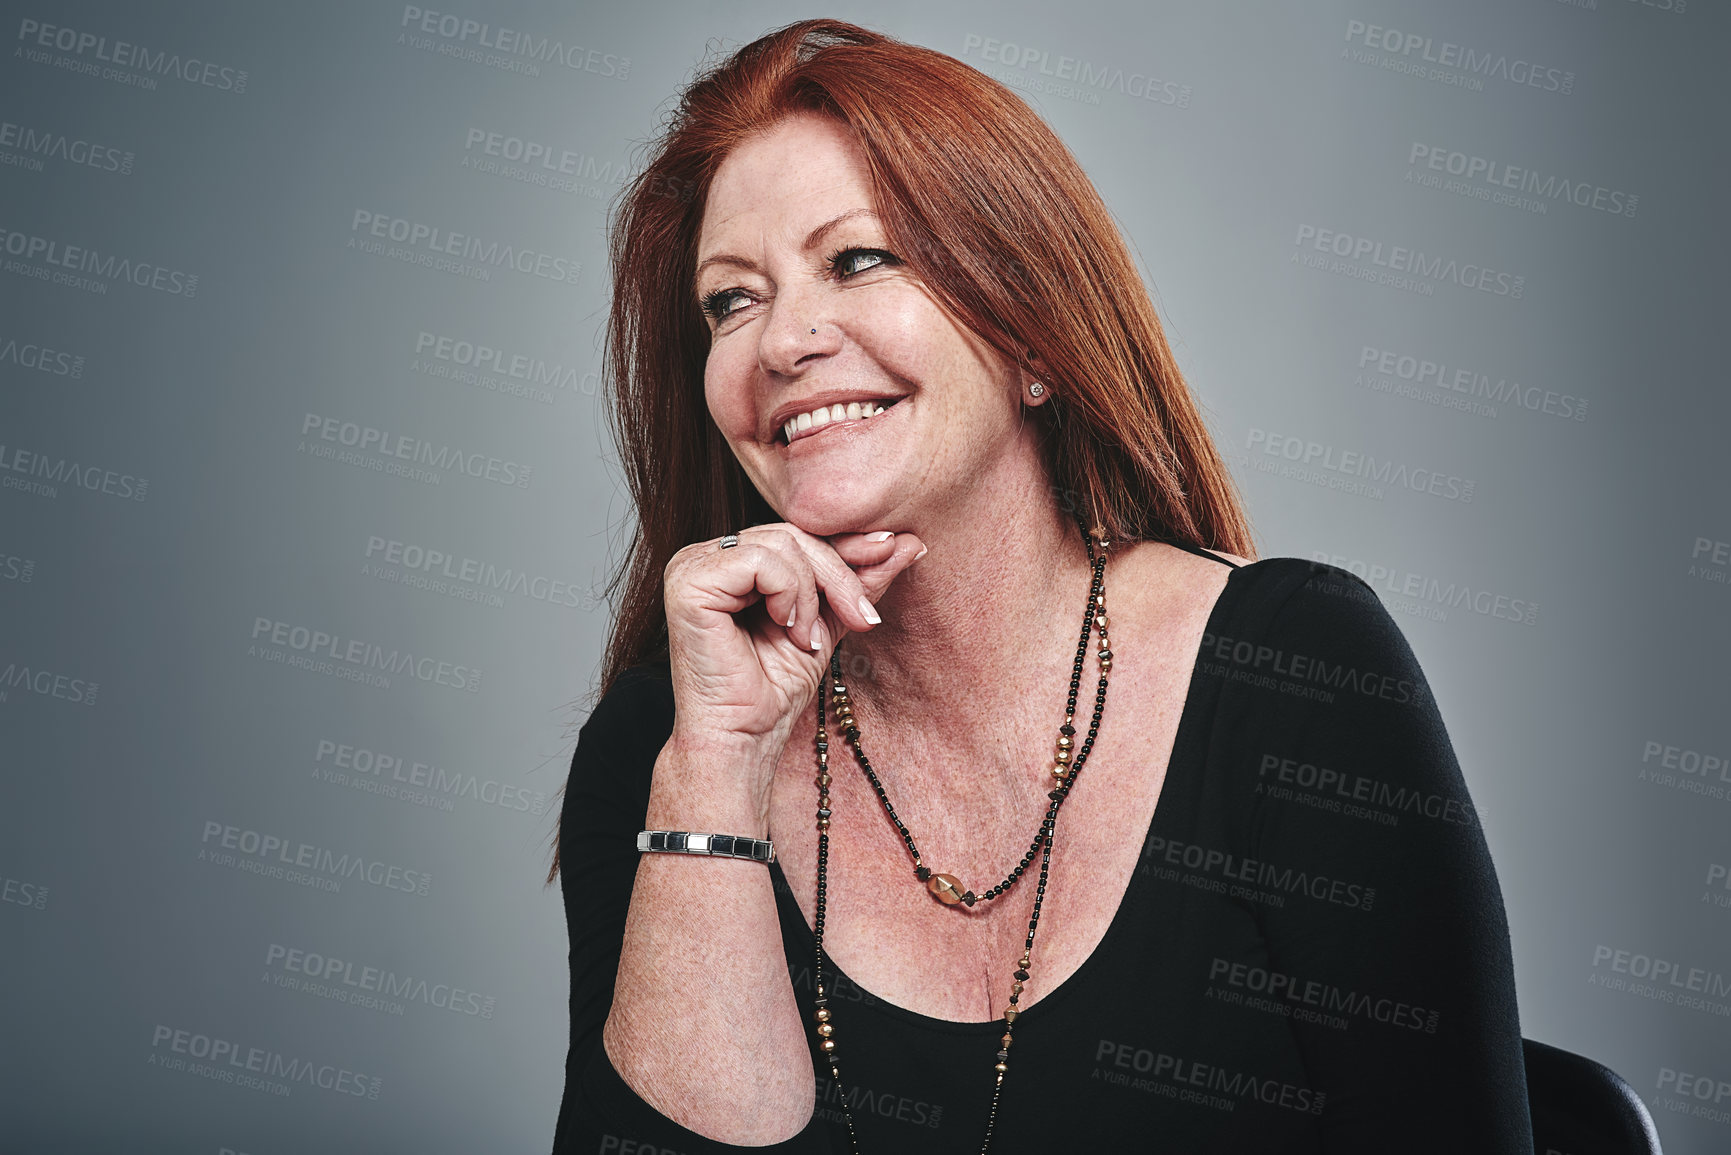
[552,553,1533,1153]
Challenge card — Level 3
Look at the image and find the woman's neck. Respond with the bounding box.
[838,467,1101,733]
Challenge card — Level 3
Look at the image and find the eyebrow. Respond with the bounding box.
[692,207,880,292]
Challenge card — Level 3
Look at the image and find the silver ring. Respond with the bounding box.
[718,533,740,550]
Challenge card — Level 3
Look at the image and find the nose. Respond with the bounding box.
[757,289,837,378]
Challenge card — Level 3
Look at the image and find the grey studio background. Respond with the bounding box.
[1,0,1726,1151]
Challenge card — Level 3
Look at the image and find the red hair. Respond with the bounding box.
[550,18,1253,877]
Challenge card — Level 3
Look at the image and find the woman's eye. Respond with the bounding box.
[831,247,897,277]
[701,249,897,323]
[700,289,751,320]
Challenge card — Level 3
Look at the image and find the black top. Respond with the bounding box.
[552,554,1533,1154]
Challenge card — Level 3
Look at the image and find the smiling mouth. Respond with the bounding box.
[781,398,903,445]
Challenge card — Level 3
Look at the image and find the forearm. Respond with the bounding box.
[603,733,815,1145]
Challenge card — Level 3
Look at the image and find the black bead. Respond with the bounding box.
[1014,968,1029,981]
[916,866,931,881]
[962,891,976,906]
[1060,723,1075,736]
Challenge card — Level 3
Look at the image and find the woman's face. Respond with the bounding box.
[694,112,1037,537]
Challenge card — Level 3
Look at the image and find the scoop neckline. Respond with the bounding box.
[770,557,1251,1037]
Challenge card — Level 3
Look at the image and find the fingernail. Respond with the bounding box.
[913,546,928,561]
[858,595,882,625]
[810,619,825,651]
[787,609,797,628]
[866,530,893,542]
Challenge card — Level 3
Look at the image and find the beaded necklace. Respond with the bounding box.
[806,518,1113,1154]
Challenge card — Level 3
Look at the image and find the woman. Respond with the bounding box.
[550,19,1531,1154]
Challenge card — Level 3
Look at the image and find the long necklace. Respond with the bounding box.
[807,518,1114,1154]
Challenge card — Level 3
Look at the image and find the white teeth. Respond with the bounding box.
[781,399,896,443]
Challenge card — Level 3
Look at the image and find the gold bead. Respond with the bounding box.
[817,1023,833,1038]
[1003,1008,1019,1023]
[1094,593,1105,606]
[817,818,830,829]
[927,873,965,905]
[1095,614,1108,629]
[1051,764,1069,780]
[820,1039,836,1053]
[1054,748,1071,764]
[1056,735,1072,750]
[1011,981,1024,996]
[1001,1033,1014,1048]
[816,1009,831,1022]
[818,773,831,786]
[994,1061,1008,1073]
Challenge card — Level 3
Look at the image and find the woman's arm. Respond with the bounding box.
[1231,564,1533,1153]
[552,667,830,1153]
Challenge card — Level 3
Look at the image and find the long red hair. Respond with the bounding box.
[550,18,1253,878]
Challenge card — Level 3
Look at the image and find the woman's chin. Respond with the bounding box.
[773,493,895,539]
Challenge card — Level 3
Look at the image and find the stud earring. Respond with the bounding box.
[1028,381,1046,398]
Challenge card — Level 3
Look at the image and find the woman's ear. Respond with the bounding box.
[1020,355,1053,407]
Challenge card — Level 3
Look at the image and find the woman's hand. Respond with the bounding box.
[660,523,925,783]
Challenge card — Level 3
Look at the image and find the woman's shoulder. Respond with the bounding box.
[1195,554,1435,709]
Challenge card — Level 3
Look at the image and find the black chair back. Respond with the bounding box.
[1525,1038,1664,1155]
